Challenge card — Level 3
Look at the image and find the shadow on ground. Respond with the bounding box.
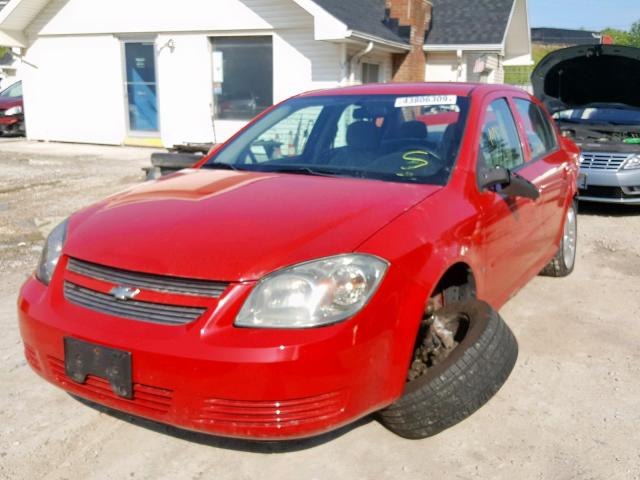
[71,394,375,453]
[578,201,640,217]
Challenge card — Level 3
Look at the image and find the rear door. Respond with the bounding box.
[511,96,567,253]
[475,96,542,306]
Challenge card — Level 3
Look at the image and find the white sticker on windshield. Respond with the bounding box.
[394,95,458,108]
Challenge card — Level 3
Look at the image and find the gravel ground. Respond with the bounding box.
[1,140,639,480]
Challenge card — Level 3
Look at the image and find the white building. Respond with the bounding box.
[0,0,530,147]
[424,0,531,84]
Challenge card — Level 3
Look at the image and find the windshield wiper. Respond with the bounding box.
[201,162,243,171]
[256,165,347,178]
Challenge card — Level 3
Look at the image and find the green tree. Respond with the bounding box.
[603,20,640,47]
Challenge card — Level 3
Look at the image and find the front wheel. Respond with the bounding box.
[540,200,578,277]
[378,300,518,439]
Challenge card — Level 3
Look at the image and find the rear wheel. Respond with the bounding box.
[378,300,518,439]
[540,200,578,277]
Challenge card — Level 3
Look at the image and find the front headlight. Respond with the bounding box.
[622,154,640,170]
[4,106,22,116]
[36,219,68,285]
[235,254,389,329]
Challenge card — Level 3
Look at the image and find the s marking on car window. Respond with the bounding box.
[396,150,431,177]
[394,95,458,108]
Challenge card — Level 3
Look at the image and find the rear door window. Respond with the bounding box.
[514,98,558,159]
[478,99,524,171]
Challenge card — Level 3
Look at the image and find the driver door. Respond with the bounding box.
[475,97,542,307]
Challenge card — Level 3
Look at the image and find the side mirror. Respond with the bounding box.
[479,167,511,190]
[479,167,540,200]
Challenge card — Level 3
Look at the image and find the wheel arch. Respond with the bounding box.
[428,261,478,304]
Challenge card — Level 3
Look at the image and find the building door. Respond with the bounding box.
[124,42,159,134]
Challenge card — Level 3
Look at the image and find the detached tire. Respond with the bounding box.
[540,200,578,277]
[379,300,518,439]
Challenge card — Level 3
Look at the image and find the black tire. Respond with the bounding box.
[378,300,518,439]
[540,200,578,277]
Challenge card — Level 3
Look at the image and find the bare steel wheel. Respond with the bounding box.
[562,203,577,270]
[379,300,518,439]
[407,310,470,381]
[540,200,578,277]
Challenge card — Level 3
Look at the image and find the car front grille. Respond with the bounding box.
[64,281,207,325]
[580,152,630,171]
[67,257,229,298]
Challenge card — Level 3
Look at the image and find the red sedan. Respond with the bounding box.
[0,81,24,136]
[18,83,580,440]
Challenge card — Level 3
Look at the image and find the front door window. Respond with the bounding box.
[124,42,159,133]
[478,99,524,172]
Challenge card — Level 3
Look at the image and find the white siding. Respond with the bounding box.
[26,0,310,37]
[503,0,531,65]
[466,53,503,84]
[425,52,464,82]
[345,44,392,84]
[21,0,352,145]
[155,34,215,146]
[425,52,504,84]
[21,35,126,144]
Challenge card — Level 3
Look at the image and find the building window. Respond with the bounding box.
[211,36,273,120]
[362,63,380,84]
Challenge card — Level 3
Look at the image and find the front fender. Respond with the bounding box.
[355,189,484,396]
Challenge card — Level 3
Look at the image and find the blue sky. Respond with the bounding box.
[529,0,640,31]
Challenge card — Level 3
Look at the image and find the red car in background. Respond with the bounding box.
[18,83,579,441]
[0,80,24,136]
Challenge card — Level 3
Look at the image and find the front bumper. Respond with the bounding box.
[17,262,423,440]
[578,161,640,204]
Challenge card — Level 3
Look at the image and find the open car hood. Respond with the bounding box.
[532,45,640,114]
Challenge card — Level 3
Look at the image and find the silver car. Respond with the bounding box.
[532,44,640,204]
[577,150,640,204]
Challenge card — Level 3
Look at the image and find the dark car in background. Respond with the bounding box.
[0,80,24,136]
[533,45,640,204]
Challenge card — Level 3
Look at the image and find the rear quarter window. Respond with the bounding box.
[514,98,558,159]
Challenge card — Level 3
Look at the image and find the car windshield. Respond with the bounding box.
[553,104,640,126]
[205,94,471,185]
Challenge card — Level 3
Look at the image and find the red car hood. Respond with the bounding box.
[66,169,441,281]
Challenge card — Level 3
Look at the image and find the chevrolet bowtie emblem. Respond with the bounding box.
[109,286,141,301]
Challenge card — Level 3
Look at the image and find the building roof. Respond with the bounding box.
[425,0,516,46]
[531,27,602,45]
[313,0,408,45]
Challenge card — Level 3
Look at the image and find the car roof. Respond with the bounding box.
[298,82,527,98]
